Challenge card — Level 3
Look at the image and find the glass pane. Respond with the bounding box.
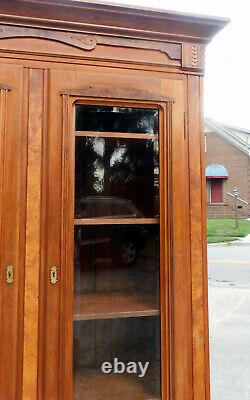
[75,105,159,134]
[73,103,161,400]
[75,137,159,218]
[73,225,161,400]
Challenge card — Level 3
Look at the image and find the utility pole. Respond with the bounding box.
[233,187,239,229]
[227,187,248,229]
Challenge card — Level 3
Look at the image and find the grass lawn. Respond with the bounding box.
[207,218,250,243]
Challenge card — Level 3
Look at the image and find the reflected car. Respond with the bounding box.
[75,196,149,266]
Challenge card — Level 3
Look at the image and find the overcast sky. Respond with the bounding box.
[99,0,250,130]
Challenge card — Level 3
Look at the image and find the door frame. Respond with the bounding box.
[59,86,174,399]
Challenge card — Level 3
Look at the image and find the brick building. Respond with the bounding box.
[205,118,250,218]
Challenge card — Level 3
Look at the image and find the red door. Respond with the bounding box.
[211,179,223,203]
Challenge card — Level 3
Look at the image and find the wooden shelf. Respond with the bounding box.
[74,130,158,140]
[73,293,159,321]
[74,369,160,400]
[74,217,159,225]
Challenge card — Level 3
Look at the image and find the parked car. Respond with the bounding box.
[75,195,144,219]
[75,196,149,266]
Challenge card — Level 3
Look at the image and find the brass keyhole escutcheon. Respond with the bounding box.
[6,265,14,284]
[50,266,58,284]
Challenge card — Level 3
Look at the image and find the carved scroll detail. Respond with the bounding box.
[0,25,97,50]
[182,43,205,70]
[0,24,182,62]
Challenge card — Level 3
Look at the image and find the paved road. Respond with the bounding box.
[208,243,250,400]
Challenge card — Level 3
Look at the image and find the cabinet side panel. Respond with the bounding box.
[0,64,25,400]
[187,74,210,400]
[161,77,193,400]
[200,76,210,400]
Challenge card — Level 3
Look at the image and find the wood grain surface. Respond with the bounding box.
[0,2,224,399]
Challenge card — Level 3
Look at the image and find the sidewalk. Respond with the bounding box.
[238,234,250,243]
[208,234,250,247]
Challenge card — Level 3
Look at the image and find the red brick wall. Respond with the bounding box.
[205,131,250,218]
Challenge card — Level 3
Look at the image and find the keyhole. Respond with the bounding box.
[50,266,57,284]
[6,266,14,283]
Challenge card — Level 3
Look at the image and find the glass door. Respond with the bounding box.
[73,103,162,400]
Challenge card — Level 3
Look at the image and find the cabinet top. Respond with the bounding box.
[0,0,229,44]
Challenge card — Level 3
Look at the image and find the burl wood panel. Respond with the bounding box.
[22,68,45,399]
[41,68,63,400]
[0,64,25,400]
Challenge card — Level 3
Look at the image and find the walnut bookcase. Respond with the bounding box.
[0,2,228,400]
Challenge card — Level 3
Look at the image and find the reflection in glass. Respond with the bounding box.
[74,225,159,296]
[74,317,160,400]
[75,137,159,218]
[75,105,159,134]
[73,103,161,400]
[73,225,160,400]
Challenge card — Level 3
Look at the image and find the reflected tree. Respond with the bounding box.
[75,137,158,217]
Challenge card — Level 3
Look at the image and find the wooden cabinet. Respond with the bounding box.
[0,63,26,400]
[0,2,228,400]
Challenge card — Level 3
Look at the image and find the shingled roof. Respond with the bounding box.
[205,118,250,156]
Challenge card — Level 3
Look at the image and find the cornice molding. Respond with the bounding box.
[0,23,210,72]
[0,23,209,72]
[0,25,182,61]
[0,2,229,73]
[0,0,229,45]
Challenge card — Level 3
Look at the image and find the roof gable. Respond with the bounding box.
[205,118,250,156]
